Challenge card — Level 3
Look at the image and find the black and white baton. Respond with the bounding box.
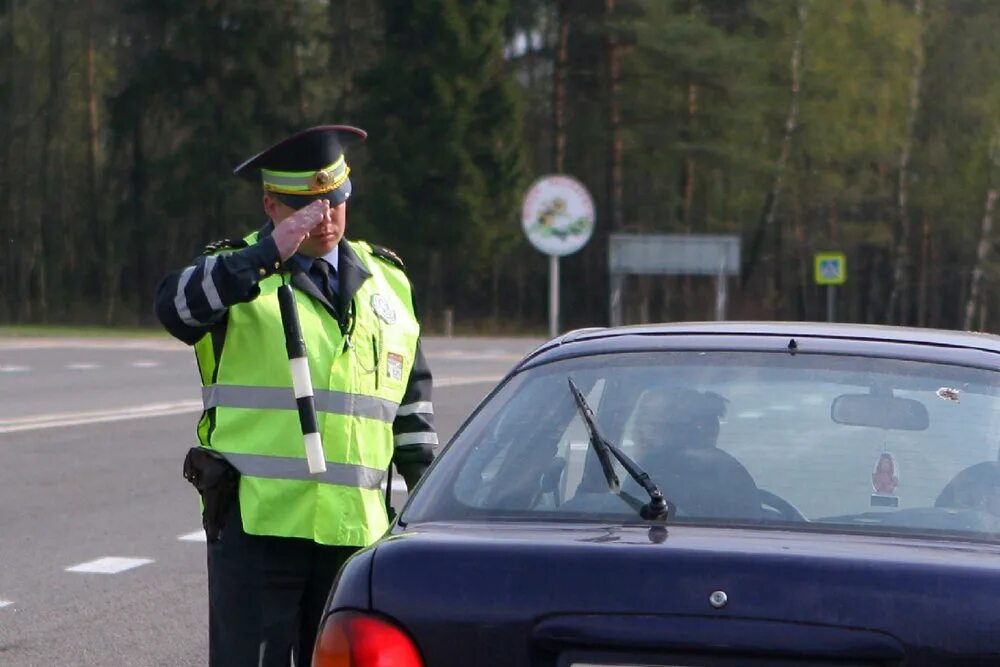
[277,283,326,474]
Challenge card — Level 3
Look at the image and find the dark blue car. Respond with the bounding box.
[313,322,1000,666]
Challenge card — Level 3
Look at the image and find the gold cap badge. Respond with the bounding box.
[312,170,331,189]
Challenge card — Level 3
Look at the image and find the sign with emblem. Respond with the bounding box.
[370,294,396,324]
[521,175,595,257]
[522,174,597,338]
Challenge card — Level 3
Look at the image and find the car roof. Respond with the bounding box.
[519,321,1000,370]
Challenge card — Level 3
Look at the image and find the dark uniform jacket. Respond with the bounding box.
[153,225,436,490]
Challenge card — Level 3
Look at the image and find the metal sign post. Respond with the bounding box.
[549,255,559,336]
[522,175,595,338]
[715,256,729,321]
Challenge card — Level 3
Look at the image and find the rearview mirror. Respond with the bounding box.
[831,393,929,431]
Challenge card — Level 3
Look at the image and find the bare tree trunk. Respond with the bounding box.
[930,241,943,328]
[681,81,698,313]
[117,115,147,323]
[917,217,930,326]
[546,0,569,330]
[490,256,501,325]
[0,1,14,320]
[526,12,538,125]
[683,82,697,233]
[887,0,925,324]
[85,0,102,315]
[11,12,32,322]
[660,277,674,321]
[606,0,623,232]
[604,0,627,322]
[85,0,99,201]
[16,127,31,321]
[743,0,808,294]
[35,0,65,322]
[963,187,998,330]
[428,249,444,325]
[515,261,527,326]
[791,184,810,319]
[553,0,568,173]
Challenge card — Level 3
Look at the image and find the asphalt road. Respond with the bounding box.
[0,335,541,666]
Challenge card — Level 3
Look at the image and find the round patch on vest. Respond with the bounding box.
[370,293,396,324]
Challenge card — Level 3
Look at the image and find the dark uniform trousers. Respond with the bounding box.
[208,504,358,667]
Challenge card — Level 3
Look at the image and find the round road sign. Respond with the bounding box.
[521,174,595,256]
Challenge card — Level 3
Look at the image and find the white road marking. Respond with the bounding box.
[0,365,31,372]
[0,600,13,609]
[0,336,534,352]
[0,375,500,435]
[427,351,523,361]
[178,530,207,542]
[66,363,100,370]
[65,557,153,574]
[131,361,161,368]
[0,401,203,434]
[737,410,765,419]
[0,338,186,351]
[434,375,502,387]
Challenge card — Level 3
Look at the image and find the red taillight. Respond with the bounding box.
[312,610,423,667]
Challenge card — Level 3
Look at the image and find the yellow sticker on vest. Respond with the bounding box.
[387,352,405,381]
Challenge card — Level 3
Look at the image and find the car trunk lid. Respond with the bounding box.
[368,522,999,666]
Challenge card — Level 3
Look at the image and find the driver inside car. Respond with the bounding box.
[626,386,762,520]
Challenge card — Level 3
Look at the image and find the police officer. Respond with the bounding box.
[154,125,437,666]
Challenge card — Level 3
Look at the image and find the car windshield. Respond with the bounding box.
[403,349,1000,542]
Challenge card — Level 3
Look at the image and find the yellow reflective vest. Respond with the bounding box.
[193,237,419,546]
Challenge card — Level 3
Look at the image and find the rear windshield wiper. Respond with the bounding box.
[567,378,672,521]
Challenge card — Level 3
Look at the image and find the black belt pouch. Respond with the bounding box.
[183,447,240,543]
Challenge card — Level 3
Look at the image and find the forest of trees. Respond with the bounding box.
[1,0,999,334]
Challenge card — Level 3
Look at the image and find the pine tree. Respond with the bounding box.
[357,0,526,321]
[108,0,325,314]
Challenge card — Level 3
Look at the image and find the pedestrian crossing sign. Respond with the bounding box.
[814,252,846,285]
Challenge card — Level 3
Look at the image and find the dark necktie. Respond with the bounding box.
[312,259,336,301]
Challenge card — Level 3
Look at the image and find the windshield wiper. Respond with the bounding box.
[567,378,671,521]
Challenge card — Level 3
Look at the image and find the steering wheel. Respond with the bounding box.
[759,489,808,522]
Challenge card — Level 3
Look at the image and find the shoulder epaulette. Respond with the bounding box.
[369,244,406,270]
[201,238,249,256]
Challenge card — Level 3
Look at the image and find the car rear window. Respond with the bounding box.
[403,349,1000,542]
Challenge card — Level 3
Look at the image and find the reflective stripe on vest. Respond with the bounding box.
[202,385,399,423]
[224,453,386,488]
